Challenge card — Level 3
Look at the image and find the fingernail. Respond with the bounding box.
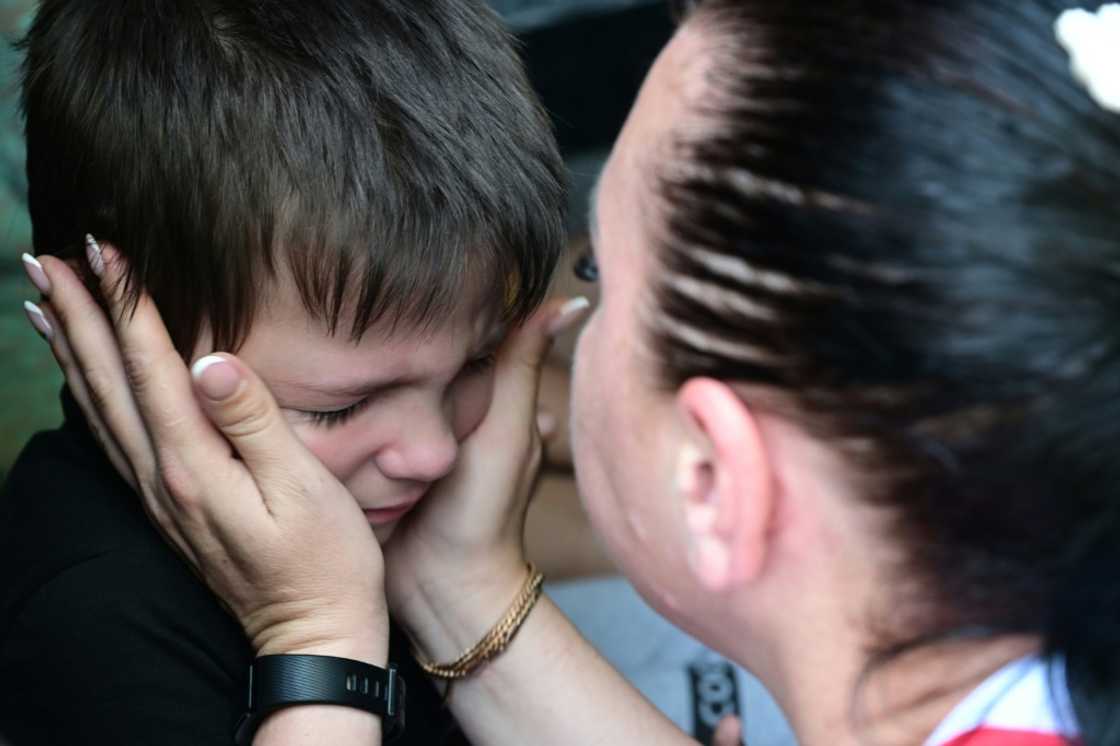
[85,233,104,277]
[23,300,52,340]
[21,253,51,295]
[547,296,591,336]
[191,355,241,401]
[537,411,557,438]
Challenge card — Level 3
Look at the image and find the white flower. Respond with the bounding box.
[1055,4,1120,114]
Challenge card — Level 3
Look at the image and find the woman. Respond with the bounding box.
[24,1,1120,744]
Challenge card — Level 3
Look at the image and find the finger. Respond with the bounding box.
[66,242,289,567]
[492,297,591,425]
[713,715,744,746]
[546,296,593,339]
[36,302,139,491]
[189,354,342,516]
[74,240,231,487]
[536,362,574,469]
[511,296,590,372]
[35,257,156,482]
[34,299,199,565]
[536,409,557,440]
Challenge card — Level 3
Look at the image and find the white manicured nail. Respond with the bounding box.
[191,354,242,401]
[548,296,591,336]
[24,300,52,339]
[190,355,227,380]
[85,233,104,277]
[22,253,51,295]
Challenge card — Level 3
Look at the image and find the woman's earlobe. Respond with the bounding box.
[689,535,734,591]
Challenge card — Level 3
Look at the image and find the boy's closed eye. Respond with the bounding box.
[294,352,499,430]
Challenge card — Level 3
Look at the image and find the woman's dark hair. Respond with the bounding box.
[651,1,1120,743]
[21,0,565,355]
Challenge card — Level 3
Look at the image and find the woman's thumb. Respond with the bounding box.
[500,297,589,388]
[191,354,308,480]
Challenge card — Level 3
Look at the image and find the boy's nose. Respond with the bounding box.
[377,416,459,483]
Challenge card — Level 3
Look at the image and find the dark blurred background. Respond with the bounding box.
[0,0,674,479]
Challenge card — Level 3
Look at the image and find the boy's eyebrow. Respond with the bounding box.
[284,369,416,398]
[279,325,509,400]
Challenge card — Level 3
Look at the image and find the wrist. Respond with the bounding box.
[240,655,402,745]
[251,610,390,667]
[394,555,531,663]
[257,637,389,668]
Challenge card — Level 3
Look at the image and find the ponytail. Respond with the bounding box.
[1047,522,1120,746]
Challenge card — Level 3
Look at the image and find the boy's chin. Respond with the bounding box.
[371,521,399,544]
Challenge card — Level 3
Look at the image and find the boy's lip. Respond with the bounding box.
[362,490,428,525]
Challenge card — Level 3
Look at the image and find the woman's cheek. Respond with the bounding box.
[451,370,497,440]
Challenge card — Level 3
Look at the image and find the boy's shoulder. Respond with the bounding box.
[0,404,252,744]
[1,404,180,598]
[0,402,464,745]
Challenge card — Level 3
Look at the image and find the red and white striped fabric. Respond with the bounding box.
[925,656,1080,746]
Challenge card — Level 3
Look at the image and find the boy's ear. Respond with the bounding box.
[674,378,774,592]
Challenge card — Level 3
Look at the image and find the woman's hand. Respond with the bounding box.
[31,244,388,666]
[382,296,590,659]
[536,360,576,469]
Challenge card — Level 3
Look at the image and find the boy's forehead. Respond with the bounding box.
[260,263,506,341]
[236,276,507,400]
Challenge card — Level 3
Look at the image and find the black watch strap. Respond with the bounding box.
[234,655,406,744]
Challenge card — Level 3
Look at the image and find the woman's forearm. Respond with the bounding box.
[438,597,694,746]
[253,599,688,746]
[255,705,382,745]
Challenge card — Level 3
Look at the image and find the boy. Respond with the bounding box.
[0,1,565,743]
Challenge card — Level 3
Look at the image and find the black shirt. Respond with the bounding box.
[0,393,462,745]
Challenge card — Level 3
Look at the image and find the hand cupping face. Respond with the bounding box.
[31,243,390,667]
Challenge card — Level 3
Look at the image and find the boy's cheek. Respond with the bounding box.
[451,373,497,440]
[283,415,362,481]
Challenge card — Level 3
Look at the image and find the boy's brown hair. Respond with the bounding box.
[22,0,566,354]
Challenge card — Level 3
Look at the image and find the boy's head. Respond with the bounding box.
[22,0,566,539]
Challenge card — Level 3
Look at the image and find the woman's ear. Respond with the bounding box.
[674,378,773,592]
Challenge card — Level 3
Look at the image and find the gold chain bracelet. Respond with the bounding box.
[413,564,545,680]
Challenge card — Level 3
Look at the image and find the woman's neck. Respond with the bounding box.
[772,630,1039,746]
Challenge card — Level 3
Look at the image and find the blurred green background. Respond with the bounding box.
[0,1,60,484]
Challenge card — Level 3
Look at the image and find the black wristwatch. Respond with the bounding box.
[234,655,406,744]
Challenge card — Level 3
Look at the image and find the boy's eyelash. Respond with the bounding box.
[305,399,368,428]
[302,355,497,429]
[462,353,497,376]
